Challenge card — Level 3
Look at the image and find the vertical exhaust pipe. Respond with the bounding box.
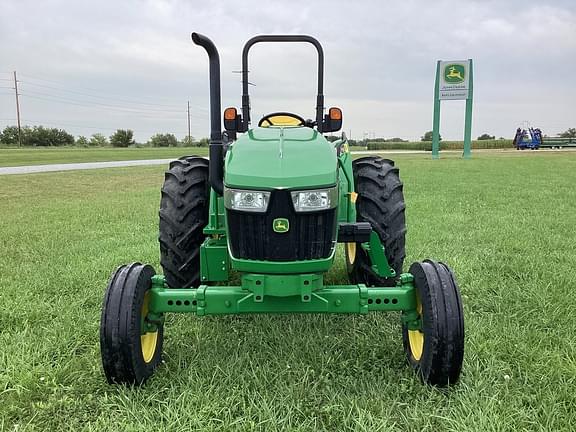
[191,32,224,196]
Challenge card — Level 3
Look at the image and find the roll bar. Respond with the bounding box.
[241,35,325,132]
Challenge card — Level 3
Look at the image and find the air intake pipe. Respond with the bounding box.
[191,32,224,196]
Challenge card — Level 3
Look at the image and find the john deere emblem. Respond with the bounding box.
[273,218,289,233]
[444,64,465,83]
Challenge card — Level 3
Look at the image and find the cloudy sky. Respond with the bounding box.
[1,0,575,142]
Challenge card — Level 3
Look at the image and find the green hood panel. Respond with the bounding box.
[225,127,338,189]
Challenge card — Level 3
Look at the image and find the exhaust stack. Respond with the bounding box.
[191,32,224,196]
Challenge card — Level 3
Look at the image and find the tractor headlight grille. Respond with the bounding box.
[226,189,337,261]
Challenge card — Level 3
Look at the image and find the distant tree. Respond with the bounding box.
[386,137,407,142]
[0,126,20,146]
[1,125,76,146]
[24,126,74,146]
[477,133,495,140]
[91,134,108,146]
[89,133,108,146]
[197,137,210,147]
[421,131,440,142]
[149,133,178,147]
[498,137,505,140]
[180,136,196,147]
[559,128,576,138]
[76,136,89,147]
[110,129,135,147]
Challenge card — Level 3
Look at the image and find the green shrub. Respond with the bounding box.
[148,133,178,147]
[110,129,135,148]
[76,136,89,147]
[0,125,75,147]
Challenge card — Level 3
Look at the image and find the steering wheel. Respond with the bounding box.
[258,112,306,128]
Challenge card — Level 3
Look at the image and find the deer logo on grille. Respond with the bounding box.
[273,218,290,233]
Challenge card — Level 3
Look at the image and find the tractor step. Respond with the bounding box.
[337,222,372,243]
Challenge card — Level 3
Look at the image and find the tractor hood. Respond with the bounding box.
[224,127,338,189]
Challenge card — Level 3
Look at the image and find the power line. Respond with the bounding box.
[19,92,208,120]
[19,73,209,112]
[21,81,190,110]
[20,90,184,113]
[1,72,212,139]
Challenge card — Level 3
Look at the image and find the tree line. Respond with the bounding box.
[2,125,575,148]
[0,126,209,147]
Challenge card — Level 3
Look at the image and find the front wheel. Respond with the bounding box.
[402,260,464,386]
[100,263,163,385]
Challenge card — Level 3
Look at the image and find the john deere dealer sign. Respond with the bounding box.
[438,60,471,100]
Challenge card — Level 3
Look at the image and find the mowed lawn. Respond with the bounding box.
[1,152,575,431]
[0,146,371,167]
[0,147,209,167]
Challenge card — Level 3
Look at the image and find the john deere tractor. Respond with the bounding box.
[100,33,464,387]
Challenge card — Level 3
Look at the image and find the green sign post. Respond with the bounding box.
[432,59,474,159]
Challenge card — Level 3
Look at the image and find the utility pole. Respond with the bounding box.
[187,100,191,145]
[13,71,22,147]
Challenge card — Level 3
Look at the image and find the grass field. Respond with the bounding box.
[0,147,210,167]
[1,152,575,431]
[0,146,373,168]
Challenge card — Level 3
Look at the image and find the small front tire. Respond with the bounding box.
[100,263,163,385]
[402,260,464,386]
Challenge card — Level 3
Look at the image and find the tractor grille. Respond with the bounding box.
[227,190,337,261]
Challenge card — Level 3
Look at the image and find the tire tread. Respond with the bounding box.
[159,156,209,288]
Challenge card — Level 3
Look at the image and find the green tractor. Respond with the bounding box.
[99,33,464,387]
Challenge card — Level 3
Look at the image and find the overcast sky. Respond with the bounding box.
[1,0,575,142]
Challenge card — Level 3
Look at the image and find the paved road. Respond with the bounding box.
[0,158,176,175]
[1,148,574,175]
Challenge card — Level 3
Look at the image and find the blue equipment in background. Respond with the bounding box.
[513,127,542,150]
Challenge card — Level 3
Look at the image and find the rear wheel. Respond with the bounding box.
[100,263,163,385]
[159,157,209,288]
[346,157,406,286]
[402,260,464,386]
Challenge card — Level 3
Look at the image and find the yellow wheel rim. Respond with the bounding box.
[408,295,424,361]
[346,242,356,265]
[141,291,158,364]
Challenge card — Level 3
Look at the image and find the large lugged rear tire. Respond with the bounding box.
[159,157,209,288]
[346,157,406,286]
[402,260,464,386]
[100,263,163,385]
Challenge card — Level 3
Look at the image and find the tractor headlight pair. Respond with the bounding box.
[224,186,337,213]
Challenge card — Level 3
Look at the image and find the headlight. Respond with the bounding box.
[291,187,338,212]
[224,188,270,212]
